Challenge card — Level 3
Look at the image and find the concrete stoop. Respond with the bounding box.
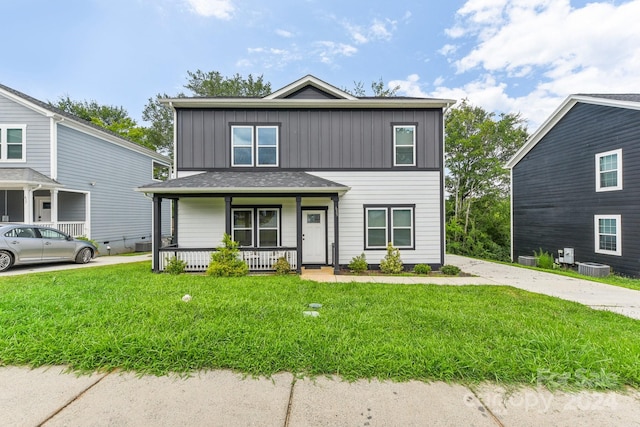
[301,266,335,276]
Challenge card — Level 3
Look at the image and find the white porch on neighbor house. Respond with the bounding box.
[0,168,90,237]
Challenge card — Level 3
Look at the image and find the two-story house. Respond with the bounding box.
[138,75,454,273]
[0,83,172,254]
[506,94,640,276]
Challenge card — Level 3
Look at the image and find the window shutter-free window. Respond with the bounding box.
[366,208,387,248]
[595,149,622,191]
[393,125,416,166]
[0,125,26,161]
[232,126,253,166]
[257,127,278,166]
[594,215,621,256]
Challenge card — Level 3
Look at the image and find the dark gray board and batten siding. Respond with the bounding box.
[175,108,444,171]
[512,102,640,276]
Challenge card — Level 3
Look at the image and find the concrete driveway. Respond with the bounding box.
[446,254,640,320]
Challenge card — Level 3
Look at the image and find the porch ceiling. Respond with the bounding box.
[137,171,350,195]
[0,168,63,189]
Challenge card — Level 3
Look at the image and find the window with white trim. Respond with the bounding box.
[231,125,279,167]
[0,125,26,162]
[232,207,280,247]
[594,214,621,256]
[595,149,622,191]
[393,125,416,166]
[365,205,415,249]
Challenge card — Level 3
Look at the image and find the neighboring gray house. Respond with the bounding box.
[138,75,454,273]
[0,83,171,254]
[506,94,640,277]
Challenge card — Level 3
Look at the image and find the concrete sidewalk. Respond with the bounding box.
[2,365,640,427]
[0,253,152,276]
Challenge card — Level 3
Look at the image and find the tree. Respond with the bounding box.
[141,71,273,158]
[347,78,399,97]
[445,99,528,260]
[50,96,154,150]
[184,70,271,97]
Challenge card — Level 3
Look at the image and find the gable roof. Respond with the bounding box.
[160,75,455,110]
[0,83,170,164]
[265,75,357,100]
[506,94,640,169]
[137,171,350,195]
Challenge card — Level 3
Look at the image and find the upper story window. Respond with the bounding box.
[595,149,622,192]
[0,125,26,162]
[393,125,416,166]
[153,161,170,181]
[231,125,279,167]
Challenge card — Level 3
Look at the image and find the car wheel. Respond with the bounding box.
[0,250,14,272]
[75,248,92,264]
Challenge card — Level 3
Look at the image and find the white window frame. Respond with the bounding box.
[232,207,280,247]
[393,125,416,166]
[365,205,415,249]
[231,126,254,167]
[365,207,388,249]
[391,207,414,248]
[594,214,622,256]
[0,124,27,162]
[232,208,254,247]
[595,149,622,192]
[231,125,279,167]
[256,126,279,167]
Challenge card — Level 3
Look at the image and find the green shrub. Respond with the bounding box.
[76,235,99,250]
[534,248,555,269]
[206,234,249,277]
[164,256,187,275]
[273,256,291,275]
[440,264,461,276]
[380,243,404,274]
[348,253,368,274]
[413,264,432,275]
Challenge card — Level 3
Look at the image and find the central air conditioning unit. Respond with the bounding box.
[578,262,610,277]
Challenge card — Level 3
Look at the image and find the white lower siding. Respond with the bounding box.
[175,170,442,266]
[311,171,442,265]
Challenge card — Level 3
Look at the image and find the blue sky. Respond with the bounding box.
[3,0,640,130]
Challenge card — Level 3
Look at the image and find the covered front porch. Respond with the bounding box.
[138,171,350,274]
[0,168,89,237]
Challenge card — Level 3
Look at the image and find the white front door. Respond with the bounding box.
[302,210,326,264]
[35,196,51,222]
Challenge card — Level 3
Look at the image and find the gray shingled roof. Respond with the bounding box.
[0,168,63,187]
[578,94,640,103]
[138,171,350,193]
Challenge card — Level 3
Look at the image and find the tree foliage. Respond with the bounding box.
[184,70,272,97]
[445,99,528,261]
[347,78,399,97]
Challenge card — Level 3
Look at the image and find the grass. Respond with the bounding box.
[1,261,639,391]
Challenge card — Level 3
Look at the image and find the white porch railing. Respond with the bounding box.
[37,222,86,237]
[158,248,298,273]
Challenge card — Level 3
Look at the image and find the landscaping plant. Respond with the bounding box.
[413,264,432,275]
[205,233,249,277]
[379,243,403,274]
[348,253,368,274]
[273,256,291,275]
[440,264,461,276]
[164,256,187,275]
[535,248,555,270]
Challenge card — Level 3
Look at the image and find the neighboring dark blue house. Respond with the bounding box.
[506,94,640,277]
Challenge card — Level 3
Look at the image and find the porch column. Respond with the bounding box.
[23,186,31,223]
[332,194,340,274]
[171,198,178,243]
[296,195,302,274]
[224,196,232,235]
[51,189,59,225]
[153,196,162,273]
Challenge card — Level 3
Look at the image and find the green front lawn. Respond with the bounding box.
[1,262,638,390]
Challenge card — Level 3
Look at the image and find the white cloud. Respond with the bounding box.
[344,18,397,45]
[276,29,294,38]
[436,0,640,130]
[314,41,358,64]
[185,0,234,19]
[240,46,302,70]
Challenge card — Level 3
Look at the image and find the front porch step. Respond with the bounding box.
[301,266,335,276]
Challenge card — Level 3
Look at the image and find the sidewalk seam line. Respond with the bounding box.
[37,370,111,426]
[283,376,297,427]
[468,386,504,427]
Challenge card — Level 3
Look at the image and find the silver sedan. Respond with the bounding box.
[0,224,97,272]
